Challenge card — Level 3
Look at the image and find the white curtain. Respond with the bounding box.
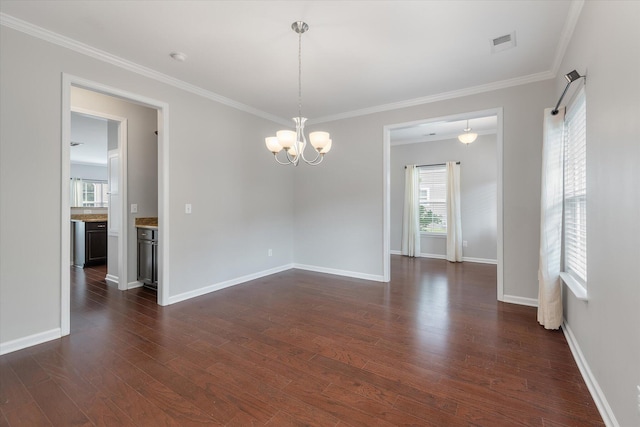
[538,107,565,329]
[446,161,462,262]
[401,165,421,257]
[70,178,83,207]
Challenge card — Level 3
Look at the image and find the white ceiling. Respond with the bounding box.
[0,1,577,123]
[391,115,497,145]
[70,112,108,166]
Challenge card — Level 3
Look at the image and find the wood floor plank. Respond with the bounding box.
[0,258,604,426]
[26,379,92,426]
[1,401,52,427]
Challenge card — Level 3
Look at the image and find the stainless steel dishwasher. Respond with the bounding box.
[137,228,158,290]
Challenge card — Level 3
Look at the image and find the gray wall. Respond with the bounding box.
[295,80,552,300]
[557,2,640,426]
[69,163,107,181]
[0,25,294,346]
[71,86,158,285]
[390,134,497,261]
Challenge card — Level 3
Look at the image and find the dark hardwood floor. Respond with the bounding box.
[1,256,603,426]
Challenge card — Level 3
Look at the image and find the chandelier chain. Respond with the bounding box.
[298,30,302,119]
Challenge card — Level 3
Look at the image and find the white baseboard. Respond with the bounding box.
[105,274,118,286]
[562,320,619,427]
[501,294,538,307]
[293,263,385,282]
[421,253,447,260]
[0,328,61,356]
[462,256,497,265]
[128,281,143,289]
[168,264,294,305]
[390,251,497,265]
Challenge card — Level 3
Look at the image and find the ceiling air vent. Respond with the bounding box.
[491,32,516,53]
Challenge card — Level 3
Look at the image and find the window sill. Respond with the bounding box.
[560,272,588,301]
[420,233,446,238]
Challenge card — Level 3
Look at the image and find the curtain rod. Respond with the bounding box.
[405,162,460,168]
[551,69,585,115]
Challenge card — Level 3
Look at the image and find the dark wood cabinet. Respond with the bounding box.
[73,221,107,267]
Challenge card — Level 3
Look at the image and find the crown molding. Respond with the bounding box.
[551,0,585,76]
[308,70,555,125]
[0,13,291,127]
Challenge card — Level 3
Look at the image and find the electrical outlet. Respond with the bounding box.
[83,209,92,214]
[463,240,468,247]
[636,385,640,415]
[268,249,273,257]
[185,203,192,214]
[130,204,138,213]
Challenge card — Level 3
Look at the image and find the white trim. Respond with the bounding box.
[70,106,128,293]
[105,274,119,286]
[293,264,385,283]
[562,320,619,427]
[501,295,538,307]
[420,253,447,260]
[0,13,289,127]
[496,110,504,302]
[560,272,588,301]
[382,125,391,282]
[390,251,497,265]
[311,73,552,124]
[167,264,294,305]
[462,257,498,265]
[61,75,71,336]
[0,329,61,356]
[550,1,585,75]
[128,281,144,290]
[384,108,504,301]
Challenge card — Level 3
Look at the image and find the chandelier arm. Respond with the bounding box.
[273,152,295,165]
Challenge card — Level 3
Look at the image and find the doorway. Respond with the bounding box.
[60,74,170,336]
[70,109,126,290]
[382,108,505,301]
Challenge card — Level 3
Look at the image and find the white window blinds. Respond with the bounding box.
[563,89,587,284]
[418,166,447,233]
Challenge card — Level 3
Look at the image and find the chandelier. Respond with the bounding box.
[265,21,332,166]
[457,119,478,144]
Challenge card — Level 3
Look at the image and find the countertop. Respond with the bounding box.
[71,214,108,223]
[135,217,158,230]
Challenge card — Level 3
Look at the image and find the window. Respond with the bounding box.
[563,89,587,285]
[73,180,108,207]
[418,165,447,233]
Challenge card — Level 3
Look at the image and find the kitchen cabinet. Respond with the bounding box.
[73,221,107,267]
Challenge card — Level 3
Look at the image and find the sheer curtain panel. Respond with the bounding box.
[537,107,565,329]
[401,165,421,257]
[446,161,462,262]
[70,178,83,207]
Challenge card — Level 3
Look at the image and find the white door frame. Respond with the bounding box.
[70,107,128,292]
[61,74,170,336]
[382,107,505,301]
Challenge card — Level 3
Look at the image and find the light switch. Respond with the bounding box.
[130,204,138,213]
[185,203,192,214]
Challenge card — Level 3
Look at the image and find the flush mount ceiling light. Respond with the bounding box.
[458,120,478,144]
[170,51,187,62]
[265,21,332,166]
